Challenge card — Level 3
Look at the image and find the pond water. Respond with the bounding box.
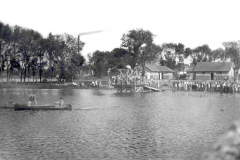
[1,88,240,160]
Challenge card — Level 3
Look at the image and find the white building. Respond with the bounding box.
[144,63,175,80]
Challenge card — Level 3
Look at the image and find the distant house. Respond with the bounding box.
[145,63,175,80]
[193,62,234,80]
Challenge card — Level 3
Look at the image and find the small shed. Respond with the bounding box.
[145,63,175,80]
[193,62,234,80]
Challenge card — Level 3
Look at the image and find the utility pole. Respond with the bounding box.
[77,30,103,78]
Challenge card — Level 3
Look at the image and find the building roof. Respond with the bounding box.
[194,62,233,72]
[145,63,175,73]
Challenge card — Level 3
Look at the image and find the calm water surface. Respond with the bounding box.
[1,88,240,160]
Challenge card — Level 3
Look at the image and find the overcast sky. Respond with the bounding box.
[1,0,240,62]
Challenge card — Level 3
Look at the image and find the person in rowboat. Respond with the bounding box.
[54,97,65,107]
[28,91,37,106]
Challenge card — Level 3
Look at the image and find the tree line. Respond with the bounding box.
[0,21,85,83]
[88,29,240,78]
[1,21,240,82]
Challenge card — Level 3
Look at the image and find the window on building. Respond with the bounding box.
[218,72,222,74]
[202,71,205,74]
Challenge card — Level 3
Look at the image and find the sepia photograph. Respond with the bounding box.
[1,0,240,159]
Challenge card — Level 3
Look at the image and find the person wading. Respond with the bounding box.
[28,92,37,106]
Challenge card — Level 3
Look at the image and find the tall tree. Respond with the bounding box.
[88,51,111,77]
[222,41,240,71]
[1,24,12,83]
[53,34,69,82]
[190,44,212,66]
[64,33,84,80]
[108,48,130,73]
[184,47,192,59]
[71,53,85,80]
[9,25,22,82]
[159,43,176,69]
[45,33,56,83]
[29,30,43,83]
[55,33,85,82]
[223,41,240,76]
[175,43,185,71]
[159,43,185,79]
[37,38,47,82]
[140,43,162,78]
[19,29,34,83]
[121,29,158,69]
[210,48,225,62]
[0,22,4,84]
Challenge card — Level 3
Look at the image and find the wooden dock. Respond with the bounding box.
[112,84,163,92]
[143,86,163,92]
[112,84,144,92]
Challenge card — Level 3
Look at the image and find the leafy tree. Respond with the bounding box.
[159,43,185,70]
[37,38,47,82]
[222,41,240,69]
[159,43,176,69]
[27,30,43,83]
[158,43,187,79]
[9,25,23,81]
[184,47,192,58]
[174,43,185,73]
[1,24,12,83]
[53,33,85,82]
[81,62,93,77]
[121,29,158,69]
[51,35,66,81]
[0,21,87,84]
[71,53,85,79]
[120,29,161,80]
[210,48,224,62]
[45,33,56,83]
[88,51,111,77]
[0,21,5,84]
[64,33,85,80]
[19,29,35,83]
[140,43,162,78]
[190,44,212,66]
[108,48,130,73]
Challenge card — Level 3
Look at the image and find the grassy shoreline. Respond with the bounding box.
[0,76,175,90]
[0,83,108,89]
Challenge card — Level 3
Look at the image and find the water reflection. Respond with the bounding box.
[1,89,240,159]
[126,107,158,159]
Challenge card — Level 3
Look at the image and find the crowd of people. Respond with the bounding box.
[109,74,240,94]
[172,80,240,93]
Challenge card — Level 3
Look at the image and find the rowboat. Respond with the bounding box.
[14,103,72,111]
